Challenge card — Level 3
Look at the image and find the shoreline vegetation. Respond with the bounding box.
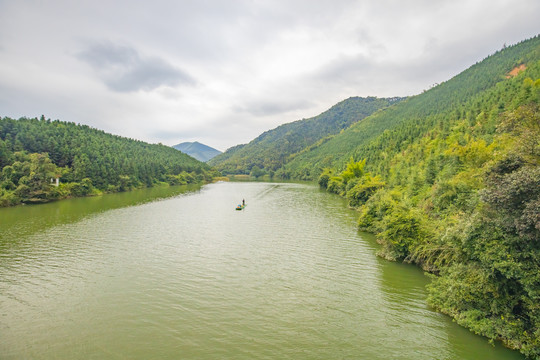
[314,50,540,356]
[1,36,539,358]
[317,102,540,356]
[0,116,220,207]
[212,36,540,358]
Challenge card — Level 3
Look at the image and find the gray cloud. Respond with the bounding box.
[151,128,204,143]
[313,54,374,84]
[1,0,538,150]
[77,41,195,92]
[235,99,314,117]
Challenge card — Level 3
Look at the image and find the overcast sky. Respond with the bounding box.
[0,1,538,151]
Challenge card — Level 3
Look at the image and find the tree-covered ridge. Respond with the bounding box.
[0,117,218,206]
[280,36,540,180]
[316,36,540,358]
[209,96,403,176]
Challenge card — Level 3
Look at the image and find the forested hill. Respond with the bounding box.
[279,36,540,180]
[313,35,540,358]
[208,96,403,176]
[0,117,218,206]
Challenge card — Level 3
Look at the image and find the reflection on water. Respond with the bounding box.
[0,182,524,359]
[0,184,202,241]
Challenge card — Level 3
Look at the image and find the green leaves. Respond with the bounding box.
[211,97,402,177]
[0,152,58,204]
[346,174,384,207]
[0,116,217,206]
[341,157,365,183]
[319,158,384,209]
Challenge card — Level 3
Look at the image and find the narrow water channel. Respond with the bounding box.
[0,182,524,359]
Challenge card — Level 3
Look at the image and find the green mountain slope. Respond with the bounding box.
[280,36,540,180]
[209,96,403,175]
[314,36,540,358]
[173,141,222,162]
[0,117,217,206]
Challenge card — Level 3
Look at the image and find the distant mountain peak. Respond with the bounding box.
[173,141,222,162]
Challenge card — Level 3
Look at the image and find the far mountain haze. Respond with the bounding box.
[173,141,222,162]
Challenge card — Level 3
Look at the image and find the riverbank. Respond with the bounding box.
[0,174,218,208]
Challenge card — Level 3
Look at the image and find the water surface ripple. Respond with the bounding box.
[0,182,523,359]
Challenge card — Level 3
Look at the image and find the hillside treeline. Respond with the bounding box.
[0,117,218,206]
[315,37,540,358]
[211,35,539,357]
[209,96,403,176]
[279,36,540,179]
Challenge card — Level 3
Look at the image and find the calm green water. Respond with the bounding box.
[0,182,524,359]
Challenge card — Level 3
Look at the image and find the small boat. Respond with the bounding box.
[236,204,246,210]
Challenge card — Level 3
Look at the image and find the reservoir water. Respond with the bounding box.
[0,182,524,359]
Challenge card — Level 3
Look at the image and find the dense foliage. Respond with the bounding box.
[0,117,218,206]
[210,35,540,357]
[279,36,540,181]
[314,36,540,358]
[209,96,403,176]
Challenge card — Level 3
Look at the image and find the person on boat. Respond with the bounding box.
[242,199,245,206]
